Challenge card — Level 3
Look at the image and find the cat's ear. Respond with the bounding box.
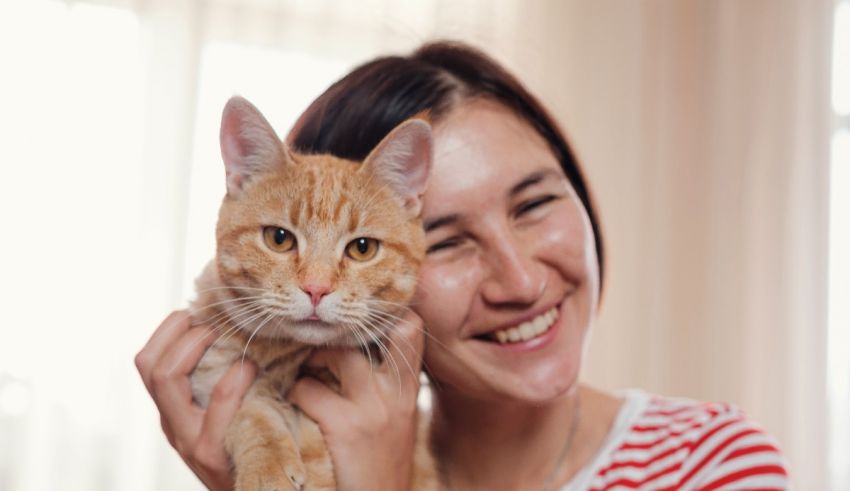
[360,117,432,216]
[220,96,292,195]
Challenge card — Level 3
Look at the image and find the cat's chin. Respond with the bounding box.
[262,319,364,348]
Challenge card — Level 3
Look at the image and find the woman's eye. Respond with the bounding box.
[262,226,297,252]
[345,237,380,261]
[515,195,557,216]
[427,237,463,254]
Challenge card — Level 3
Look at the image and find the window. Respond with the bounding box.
[829,1,850,488]
[0,2,148,489]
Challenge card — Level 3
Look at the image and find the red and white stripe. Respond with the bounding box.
[569,392,788,490]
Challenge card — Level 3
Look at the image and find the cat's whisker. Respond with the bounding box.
[360,307,410,322]
[176,306,270,371]
[348,316,399,381]
[194,285,269,293]
[218,304,272,340]
[355,316,410,397]
[348,324,373,360]
[194,301,270,352]
[210,304,271,347]
[190,295,268,314]
[241,312,276,367]
[195,299,267,332]
[193,298,267,327]
[196,293,263,311]
[259,299,295,312]
[346,310,446,395]
[358,312,430,387]
[363,329,402,396]
[341,321,377,379]
[363,299,417,310]
[168,301,268,374]
[362,308,454,355]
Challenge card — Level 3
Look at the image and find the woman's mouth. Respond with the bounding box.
[477,306,559,344]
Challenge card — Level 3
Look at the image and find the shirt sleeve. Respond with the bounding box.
[682,404,790,490]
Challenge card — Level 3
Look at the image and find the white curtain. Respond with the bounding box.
[0,0,837,489]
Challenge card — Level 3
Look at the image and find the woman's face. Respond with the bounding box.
[416,99,599,404]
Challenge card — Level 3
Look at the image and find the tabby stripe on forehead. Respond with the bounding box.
[332,194,349,222]
[305,168,316,191]
[316,197,330,222]
[289,202,301,227]
[348,209,360,233]
[316,173,337,222]
[304,169,317,220]
[305,194,314,220]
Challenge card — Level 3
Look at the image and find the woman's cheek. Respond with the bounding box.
[534,204,593,280]
[415,259,481,341]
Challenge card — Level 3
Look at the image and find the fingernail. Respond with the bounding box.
[236,361,257,382]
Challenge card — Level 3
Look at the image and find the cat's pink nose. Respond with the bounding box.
[303,285,332,306]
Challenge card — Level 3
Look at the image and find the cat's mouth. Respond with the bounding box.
[273,318,360,347]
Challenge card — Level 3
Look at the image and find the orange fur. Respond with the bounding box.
[188,96,438,491]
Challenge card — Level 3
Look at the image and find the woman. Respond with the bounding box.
[135,42,788,490]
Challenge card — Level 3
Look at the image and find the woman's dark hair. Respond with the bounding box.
[290,41,606,295]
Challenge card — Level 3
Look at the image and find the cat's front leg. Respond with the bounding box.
[226,384,307,491]
[294,413,335,490]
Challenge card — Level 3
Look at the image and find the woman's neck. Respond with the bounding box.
[429,384,622,491]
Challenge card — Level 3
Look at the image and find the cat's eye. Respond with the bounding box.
[345,237,379,261]
[262,226,297,252]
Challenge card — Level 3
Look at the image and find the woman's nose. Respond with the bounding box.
[480,235,547,306]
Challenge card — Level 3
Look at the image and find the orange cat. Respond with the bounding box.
[189,96,438,491]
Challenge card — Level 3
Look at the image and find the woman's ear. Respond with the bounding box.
[359,117,433,216]
[220,96,292,195]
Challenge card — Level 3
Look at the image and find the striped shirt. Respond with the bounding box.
[562,390,789,490]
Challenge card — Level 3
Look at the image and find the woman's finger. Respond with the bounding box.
[156,326,218,378]
[135,310,193,393]
[194,361,257,470]
[379,311,425,386]
[150,327,217,444]
[288,375,351,425]
[304,348,374,399]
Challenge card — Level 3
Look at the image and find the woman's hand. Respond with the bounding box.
[135,311,257,491]
[288,311,426,491]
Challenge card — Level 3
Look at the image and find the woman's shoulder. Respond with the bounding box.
[581,390,789,490]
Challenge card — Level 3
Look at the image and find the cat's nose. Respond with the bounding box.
[302,284,332,306]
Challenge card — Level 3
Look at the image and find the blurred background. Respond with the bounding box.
[0,0,847,489]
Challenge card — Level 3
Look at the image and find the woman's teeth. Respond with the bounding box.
[490,307,558,344]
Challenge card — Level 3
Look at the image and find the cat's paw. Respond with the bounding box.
[234,452,307,491]
[283,460,307,491]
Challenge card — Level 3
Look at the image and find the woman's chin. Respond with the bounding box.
[436,355,580,405]
[499,363,578,403]
[470,336,582,403]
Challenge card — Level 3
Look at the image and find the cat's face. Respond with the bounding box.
[210,96,430,347]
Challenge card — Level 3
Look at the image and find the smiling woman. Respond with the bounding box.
[415,100,597,405]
